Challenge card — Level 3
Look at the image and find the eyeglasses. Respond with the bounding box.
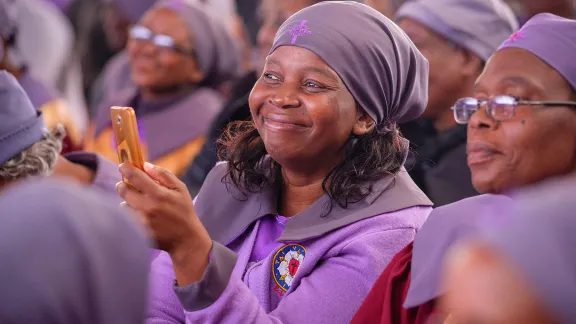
[128,25,195,56]
[452,95,576,124]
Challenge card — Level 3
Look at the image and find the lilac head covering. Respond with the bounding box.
[269,1,429,127]
[150,0,240,88]
[0,178,150,324]
[109,0,157,24]
[479,177,576,324]
[0,70,47,165]
[404,194,513,308]
[0,0,16,62]
[0,0,16,40]
[396,0,518,61]
[499,13,576,92]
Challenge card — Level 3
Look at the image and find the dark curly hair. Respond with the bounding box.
[217,119,409,211]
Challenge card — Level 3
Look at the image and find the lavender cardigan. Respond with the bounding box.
[147,162,433,323]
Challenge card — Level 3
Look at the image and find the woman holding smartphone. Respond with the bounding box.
[118,2,432,323]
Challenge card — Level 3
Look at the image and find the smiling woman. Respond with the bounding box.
[121,2,433,323]
[85,0,240,177]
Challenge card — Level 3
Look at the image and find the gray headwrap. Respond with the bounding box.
[404,194,513,308]
[0,70,47,165]
[396,0,518,61]
[151,0,241,88]
[480,176,576,324]
[0,178,150,324]
[270,1,429,128]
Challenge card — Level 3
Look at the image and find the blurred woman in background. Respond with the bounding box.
[0,0,83,154]
[85,0,240,177]
[395,0,518,206]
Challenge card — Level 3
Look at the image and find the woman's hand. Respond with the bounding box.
[117,162,212,285]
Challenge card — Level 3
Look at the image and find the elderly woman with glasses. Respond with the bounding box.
[85,0,240,177]
[352,13,576,324]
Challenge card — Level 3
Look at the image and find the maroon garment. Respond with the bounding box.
[351,242,436,324]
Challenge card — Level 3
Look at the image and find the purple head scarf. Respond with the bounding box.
[269,1,429,127]
[404,194,514,308]
[0,71,47,165]
[109,0,157,24]
[0,178,150,324]
[0,0,16,62]
[396,0,518,61]
[150,0,241,88]
[0,0,16,40]
[479,176,576,324]
[499,13,576,92]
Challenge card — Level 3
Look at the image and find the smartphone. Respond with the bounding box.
[110,106,145,184]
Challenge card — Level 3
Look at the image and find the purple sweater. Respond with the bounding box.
[148,207,430,323]
[146,162,432,323]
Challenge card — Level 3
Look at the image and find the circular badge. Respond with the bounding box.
[272,244,306,292]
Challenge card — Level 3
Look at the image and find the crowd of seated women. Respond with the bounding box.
[1,0,576,323]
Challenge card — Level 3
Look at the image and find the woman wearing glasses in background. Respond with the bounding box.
[85,0,240,176]
[352,13,576,324]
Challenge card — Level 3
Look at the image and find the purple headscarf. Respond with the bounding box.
[396,0,518,61]
[109,0,157,24]
[269,1,429,127]
[499,13,576,92]
[151,0,241,88]
[0,71,47,165]
[404,194,513,308]
[479,176,576,324]
[0,178,150,324]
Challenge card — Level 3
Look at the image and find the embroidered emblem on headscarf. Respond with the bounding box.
[272,244,306,293]
[289,20,312,44]
[503,31,523,45]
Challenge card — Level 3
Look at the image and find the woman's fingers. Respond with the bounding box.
[144,162,185,192]
[119,163,165,196]
[116,181,159,213]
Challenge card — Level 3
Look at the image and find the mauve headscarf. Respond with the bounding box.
[110,0,157,23]
[478,176,576,324]
[269,1,429,127]
[404,194,513,308]
[499,13,576,92]
[396,0,518,61]
[0,179,150,324]
[151,0,241,88]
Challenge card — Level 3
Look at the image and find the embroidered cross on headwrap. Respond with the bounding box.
[289,20,312,44]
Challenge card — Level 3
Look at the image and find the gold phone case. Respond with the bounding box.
[110,106,145,184]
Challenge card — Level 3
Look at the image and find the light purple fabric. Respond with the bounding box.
[404,194,513,308]
[249,215,287,263]
[499,13,576,91]
[269,1,429,126]
[110,0,157,23]
[0,70,47,165]
[0,0,16,39]
[147,206,431,323]
[0,178,150,324]
[63,151,122,199]
[480,176,576,324]
[396,0,518,61]
[17,70,58,109]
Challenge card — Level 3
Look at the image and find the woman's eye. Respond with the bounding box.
[304,81,322,88]
[263,73,280,81]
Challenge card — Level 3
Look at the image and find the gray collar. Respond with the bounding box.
[195,161,433,244]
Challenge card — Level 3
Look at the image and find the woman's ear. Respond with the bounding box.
[459,48,483,78]
[186,58,205,84]
[352,109,376,136]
